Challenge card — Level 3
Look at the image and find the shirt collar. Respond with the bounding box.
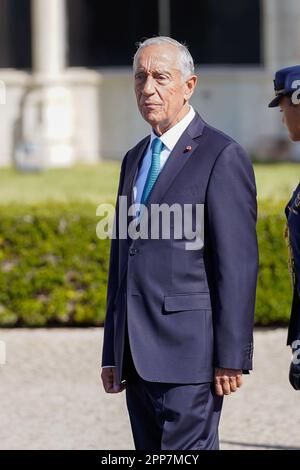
[149,105,196,151]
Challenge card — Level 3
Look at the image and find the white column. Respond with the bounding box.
[31,0,67,78]
[264,0,300,71]
[261,0,300,158]
[15,0,74,170]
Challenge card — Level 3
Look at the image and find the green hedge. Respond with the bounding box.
[256,200,292,325]
[0,202,111,326]
[0,200,293,326]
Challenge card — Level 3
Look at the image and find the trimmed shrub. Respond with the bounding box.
[256,200,292,325]
[0,202,111,326]
[0,199,294,326]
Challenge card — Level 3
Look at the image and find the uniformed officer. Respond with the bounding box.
[269,65,300,390]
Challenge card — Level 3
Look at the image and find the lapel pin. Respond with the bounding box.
[184,146,192,153]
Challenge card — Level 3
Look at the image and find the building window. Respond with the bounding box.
[0,0,32,69]
[68,0,261,67]
[171,0,262,65]
[68,0,159,67]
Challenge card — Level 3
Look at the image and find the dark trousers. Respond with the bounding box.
[122,316,224,451]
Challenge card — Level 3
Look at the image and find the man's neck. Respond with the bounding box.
[153,104,191,136]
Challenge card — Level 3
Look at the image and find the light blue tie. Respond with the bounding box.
[140,138,164,207]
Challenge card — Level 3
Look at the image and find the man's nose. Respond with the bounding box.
[142,76,155,95]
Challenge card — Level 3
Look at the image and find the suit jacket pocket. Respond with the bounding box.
[163,292,211,313]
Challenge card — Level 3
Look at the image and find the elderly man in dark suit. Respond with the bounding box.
[101,36,258,450]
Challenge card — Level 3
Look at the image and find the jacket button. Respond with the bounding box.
[129,248,138,256]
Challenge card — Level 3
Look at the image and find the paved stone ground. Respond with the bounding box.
[0,327,299,450]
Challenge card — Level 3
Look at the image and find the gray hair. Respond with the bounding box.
[133,36,195,81]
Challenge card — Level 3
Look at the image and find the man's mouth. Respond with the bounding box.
[143,103,160,109]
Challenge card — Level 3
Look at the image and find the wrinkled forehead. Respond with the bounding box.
[135,45,179,72]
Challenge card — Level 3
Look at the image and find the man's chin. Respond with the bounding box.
[142,111,161,127]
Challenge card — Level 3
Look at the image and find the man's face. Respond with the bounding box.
[279,95,300,141]
[134,44,197,134]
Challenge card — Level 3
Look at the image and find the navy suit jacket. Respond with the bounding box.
[101,112,259,385]
[286,183,300,346]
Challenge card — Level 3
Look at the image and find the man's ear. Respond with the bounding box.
[184,75,198,100]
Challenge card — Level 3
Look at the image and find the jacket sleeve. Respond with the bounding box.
[288,197,300,300]
[206,142,259,371]
[286,186,300,346]
[101,154,128,367]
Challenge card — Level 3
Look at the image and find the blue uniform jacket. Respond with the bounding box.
[286,183,300,346]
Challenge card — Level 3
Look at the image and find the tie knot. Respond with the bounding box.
[152,138,164,155]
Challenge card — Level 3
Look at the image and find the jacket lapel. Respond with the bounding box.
[120,136,150,246]
[135,112,206,230]
[122,137,150,205]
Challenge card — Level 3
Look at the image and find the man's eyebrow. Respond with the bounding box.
[134,67,173,76]
[154,69,172,76]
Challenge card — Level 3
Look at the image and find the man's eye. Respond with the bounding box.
[135,74,145,81]
[156,75,168,82]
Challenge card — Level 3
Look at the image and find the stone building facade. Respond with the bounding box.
[0,0,300,168]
